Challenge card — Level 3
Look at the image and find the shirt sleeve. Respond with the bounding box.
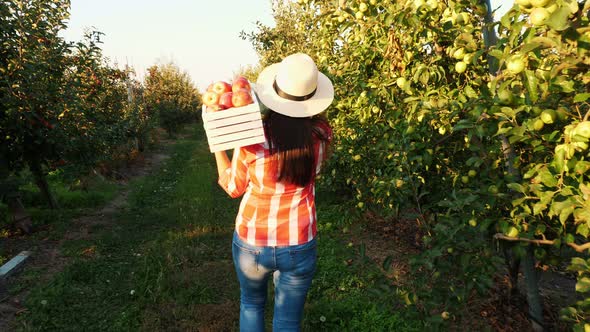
[315,123,332,175]
[315,141,325,175]
[218,147,250,198]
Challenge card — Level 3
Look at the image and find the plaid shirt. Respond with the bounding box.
[218,131,330,247]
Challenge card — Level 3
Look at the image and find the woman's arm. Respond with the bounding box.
[216,148,250,198]
[214,151,231,177]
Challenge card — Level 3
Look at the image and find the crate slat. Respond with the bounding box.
[203,104,261,120]
[203,111,262,131]
[210,135,266,153]
[208,128,266,145]
[206,120,263,138]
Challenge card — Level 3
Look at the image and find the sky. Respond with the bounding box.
[61,0,513,92]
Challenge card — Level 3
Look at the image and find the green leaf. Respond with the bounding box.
[524,70,539,103]
[533,202,547,216]
[574,93,590,103]
[576,277,590,293]
[546,6,571,31]
[539,190,556,205]
[560,204,576,225]
[538,168,558,187]
[574,162,590,176]
[574,208,590,224]
[550,199,572,218]
[488,49,504,60]
[577,223,589,238]
[500,12,512,29]
[555,78,575,93]
[522,37,557,53]
[453,119,474,131]
[569,257,590,272]
[512,197,527,207]
[561,306,578,317]
[382,255,393,271]
[464,85,478,99]
[507,183,526,193]
[523,164,543,179]
[495,125,513,136]
[499,106,516,118]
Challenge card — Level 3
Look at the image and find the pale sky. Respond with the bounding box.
[61,0,513,91]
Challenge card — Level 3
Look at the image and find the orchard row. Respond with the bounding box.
[1,1,200,210]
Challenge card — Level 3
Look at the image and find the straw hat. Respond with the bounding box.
[255,53,334,118]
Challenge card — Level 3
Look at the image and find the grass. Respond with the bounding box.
[12,125,423,331]
[0,171,120,249]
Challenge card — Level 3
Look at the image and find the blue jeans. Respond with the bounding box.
[232,232,317,332]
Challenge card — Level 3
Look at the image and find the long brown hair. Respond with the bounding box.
[264,110,331,187]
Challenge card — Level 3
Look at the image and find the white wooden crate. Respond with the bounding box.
[202,89,265,153]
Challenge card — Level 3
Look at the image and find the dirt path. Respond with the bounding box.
[0,146,172,331]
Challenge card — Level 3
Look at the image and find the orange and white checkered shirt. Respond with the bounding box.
[218,133,329,247]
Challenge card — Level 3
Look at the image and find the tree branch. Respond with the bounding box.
[494,233,590,253]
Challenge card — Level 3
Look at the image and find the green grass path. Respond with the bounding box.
[16,126,421,331]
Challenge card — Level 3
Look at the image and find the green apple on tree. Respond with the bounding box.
[506,226,519,238]
[452,47,466,60]
[396,77,408,89]
[506,54,526,75]
[533,118,545,131]
[529,7,550,25]
[455,61,467,73]
[540,109,556,124]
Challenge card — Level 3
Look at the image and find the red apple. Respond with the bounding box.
[219,92,234,109]
[232,88,254,107]
[206,83,214,92]
[202,91,220,107]
[212,81,232,95]
[232,76,251,92]
[206,105,224,112]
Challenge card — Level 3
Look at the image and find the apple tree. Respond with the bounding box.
[487,0,590,328]
[1,0,154,210]
[143,62,201,137]
[1,0,72,208]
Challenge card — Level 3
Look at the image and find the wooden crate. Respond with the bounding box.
[202,90,265,153]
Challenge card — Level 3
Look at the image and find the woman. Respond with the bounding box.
[212,53,333,331]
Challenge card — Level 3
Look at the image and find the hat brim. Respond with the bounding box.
[255,63,334,118]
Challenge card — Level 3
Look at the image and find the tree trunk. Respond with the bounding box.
[480,1,543,330]
[28,158,59,209]
[502,242,521,296]
[5,193,33,234]
[523,245,545,331]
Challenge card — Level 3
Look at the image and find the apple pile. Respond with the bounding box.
[202,76,253,112]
